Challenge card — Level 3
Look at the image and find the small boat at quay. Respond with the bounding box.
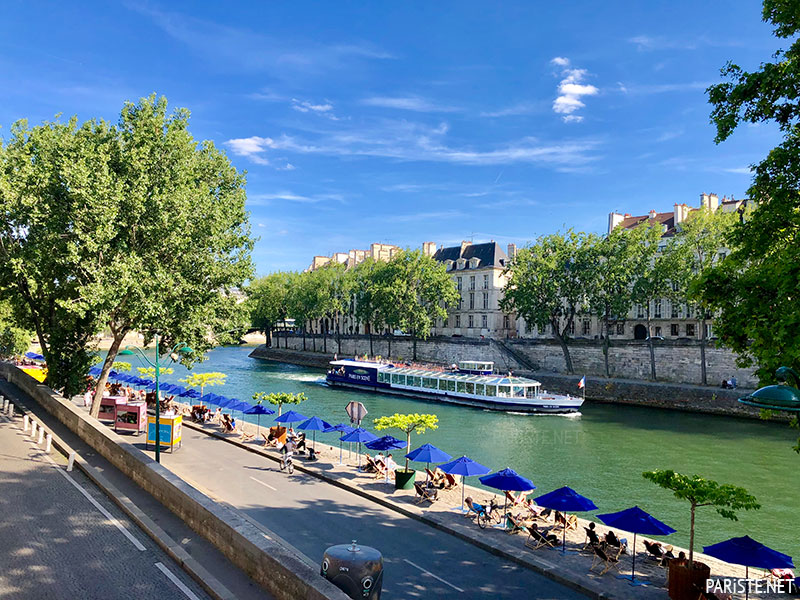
[325,359,583,414]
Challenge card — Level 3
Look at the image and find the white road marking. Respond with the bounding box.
[249,476,277,491]
[404,558,465,592]
[43,453,146,551]
[155,561,203,600]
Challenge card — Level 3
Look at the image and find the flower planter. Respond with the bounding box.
[395,469,416,490]
[668,560,710,600]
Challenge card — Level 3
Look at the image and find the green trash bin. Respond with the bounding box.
[394,469,416,490]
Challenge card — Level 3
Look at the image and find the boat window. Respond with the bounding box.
[446,379,456,392]
[423,377,436,389]
[498,385,510,397]
[513,386,525,398]
[526,387,537,398]
[378,372,385,383]
[397,375,406,385]
[465,382,475,394]
[485,385,496,396]
[457,381,467,393]
[412,376,422,387]
[475,384,485,396]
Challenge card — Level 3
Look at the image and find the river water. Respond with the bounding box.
[144,345,797,558]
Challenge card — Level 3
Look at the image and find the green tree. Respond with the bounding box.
[112,361,132,372]
[630,228,682,381]
[351,258,386,356]
[252,391,307,416]
[137,366,174,378]
[643,469,760,571]
[180,372,227,398]
[588,225,651,377]
[0,95,253,412]
[374,413,439,471]
[0,299,32,360]
[703,1,800,383]
[501,230,598,374]
[673,208,737,384]
[248,271,293,348]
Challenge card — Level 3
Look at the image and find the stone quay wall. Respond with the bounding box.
[270,332,758,388]
[0,363,349,600]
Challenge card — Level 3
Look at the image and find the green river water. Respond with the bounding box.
[142,345,798,559]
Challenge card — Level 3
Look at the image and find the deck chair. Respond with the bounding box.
[553,512,578,532]
[582,527,601,553]
[524,526,558,551]
[362,455,379,473]
[504,491,526,506]
[643,540,664,562]
[604,530,627,557]
[589,544,620,575]
[444,473,458,489]
[414,482,438,504]
[504,512,526,535]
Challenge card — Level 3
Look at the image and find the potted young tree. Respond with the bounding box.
[642,470,760,600]
[252,391,307,416]
[374,413,438,489]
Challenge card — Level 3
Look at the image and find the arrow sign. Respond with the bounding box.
[345,401,368,426]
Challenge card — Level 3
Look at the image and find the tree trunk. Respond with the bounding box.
[412,335,417,361]
[603,317,611,377]
[369,332,373,357]
[388,334,392,359]
[699,314,708,385]
[646,307,657,381]
[404,432,411,471]
[90,328,127,418]
[302,325,306,351]
[688,503,696,571]
[337,314,342,355]
[323,319,327,353]
[552,323,574,374]
[266,327,272,348]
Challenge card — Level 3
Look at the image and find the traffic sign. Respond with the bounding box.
[346,401,368,426]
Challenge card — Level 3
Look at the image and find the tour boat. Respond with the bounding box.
[325,359,583,414]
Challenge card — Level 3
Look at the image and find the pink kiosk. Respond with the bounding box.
[114,401,148,435]
[98,396,126,424]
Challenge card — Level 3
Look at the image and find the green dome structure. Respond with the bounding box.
[739,367,800,412]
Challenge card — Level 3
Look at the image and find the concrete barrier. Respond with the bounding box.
[0,364,349,600]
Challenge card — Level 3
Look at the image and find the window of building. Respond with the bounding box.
[686,304,694,318]
[568,320,575,335]
[483,274,489,289]
[503,315,510,329]
[481,314,487,329]
[456,276,462,290]
[686,323,695,337]
[582,319,591,335]
[455,315,461,328]
[483,293,488,309]
[469,293,475,309]
[469,275,475,290]
[468,315,474,328]
[671,302,679,318]
[637,304,644,319]
[654,301,662,319]
[616,323,624,335]
[445,260,453,271]
[670,323,679,337]
[704,323,712,338]
[655,326,662,337]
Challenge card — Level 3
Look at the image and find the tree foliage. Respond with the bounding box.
[501,230,598,373]
[643,469,760,569]
[374,412,439,471]
[0,298,31,359]
[0,95,254,406]
[180,372,227,398]
[252,391,307,416]
[703,1,800,382]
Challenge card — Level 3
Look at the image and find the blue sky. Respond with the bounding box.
[0,1,783,273]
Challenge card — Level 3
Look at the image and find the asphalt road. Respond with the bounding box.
[158,427,585,599]
[0,413,211,600]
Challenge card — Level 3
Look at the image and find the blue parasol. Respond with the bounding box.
[365,435,405,450]
[25,352,45,360]
[703,536,794,600]
[88,366,102,376]
[535,486,598,553]
[439,456,491,512]
[598,506,676,584]
[274,410,307,424]
[244,403,275,435]
[324,423,355,464]
[297,416,333,453]
[339,427,378,467]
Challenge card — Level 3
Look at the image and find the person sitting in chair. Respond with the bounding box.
[295,432,307,452]
[530,523,558,545]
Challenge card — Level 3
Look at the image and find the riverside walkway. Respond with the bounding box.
[0,409,212,600]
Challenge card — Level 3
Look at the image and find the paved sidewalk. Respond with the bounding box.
[0,380,270,600]
[0,410,211,600]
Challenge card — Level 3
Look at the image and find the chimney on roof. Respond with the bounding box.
[708,193,719,211]
[507,243,517,260]
[674,203,689,225]
[422,241,436,257]
[460,240,472,255]
[608,212,625,234]
[649,209,657,219]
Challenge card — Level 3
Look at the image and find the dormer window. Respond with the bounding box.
[456,258,466,270]
[444,259,454,271]
[469,257,480,269]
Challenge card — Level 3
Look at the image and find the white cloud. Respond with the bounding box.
[480,102,543,118]
[551,60,598,122]
[723,167,753,174]
[249,191,346,204]
[361,95,460,113]
[620,81,710,94]
[628,34,744,52]
[225,136,276,166]
[291,98,336,117]
[277,163,296,171]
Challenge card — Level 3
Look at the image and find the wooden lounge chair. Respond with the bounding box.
[524,525,558,551]
[644,540,665,562]
[604,531,627,558]
[504,512,527,535]
[444,473,457,489]
[362,455,379,473]
[414,482,438,504]
[553,512,578,532]
[589,544,620,575]
[582,526,601,553]
[504,491,526,506]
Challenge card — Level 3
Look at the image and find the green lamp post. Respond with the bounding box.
[738,367,800,412]
[119,334,193,463]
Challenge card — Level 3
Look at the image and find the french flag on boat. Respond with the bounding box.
[578,376,586,389]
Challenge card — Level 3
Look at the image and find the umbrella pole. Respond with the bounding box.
[562,522,567,554]
[461,476,466,512]
[257,414,261,439]
[339,440,343,465]
[745,566,749,600]
[631,533,637,583]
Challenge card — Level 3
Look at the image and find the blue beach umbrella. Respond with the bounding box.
[298,416,333,452]
[480,468,536,517]
[200,393,221,405]
[598,506,676,584]
[365,435,405,451]
[340,427,378,467]
[535,486,598,553]
[25,352,45,361]
[183,389,202,399]
[88,366,102,376]
[406,443,453,483]
[439,456,491,511]
[703,536,794,600]
[324,423,355,464]
[244,403,276,435]
[274,410,307,424]
[169,385,187,396]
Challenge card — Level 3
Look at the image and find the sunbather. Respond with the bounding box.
[604,530,627,556]
[414,482,438,504]
[583,523,601,551]
[644,539,665,561]
[526,523,558,548]
[505,512,527,534]
[505,491,527,506]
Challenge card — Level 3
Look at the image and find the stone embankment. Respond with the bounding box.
[250,345,771,421]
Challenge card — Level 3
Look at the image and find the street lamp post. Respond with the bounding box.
[120,334,192,463]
